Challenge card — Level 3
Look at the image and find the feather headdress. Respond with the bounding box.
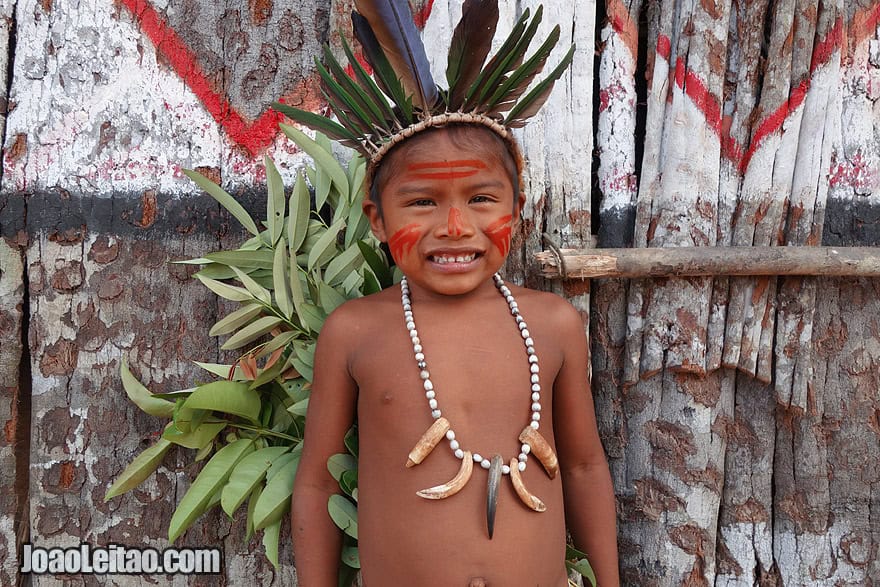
[275,0,574,169]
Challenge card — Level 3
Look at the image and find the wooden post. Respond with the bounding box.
[535,246,880,278]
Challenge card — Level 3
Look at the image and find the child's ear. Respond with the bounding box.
[514,193,526,218]
[363,199,387,242]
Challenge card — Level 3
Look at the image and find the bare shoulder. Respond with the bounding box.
[509,285,585,336]
[319,286,401,347]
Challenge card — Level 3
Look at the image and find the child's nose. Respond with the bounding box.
[438,206,474,239]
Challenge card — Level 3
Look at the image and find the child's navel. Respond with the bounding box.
[381,392,394,405]
[467,578,487,587]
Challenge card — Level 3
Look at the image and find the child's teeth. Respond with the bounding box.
[433,254,475,264]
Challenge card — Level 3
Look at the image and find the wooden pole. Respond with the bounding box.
[536,246,880,278]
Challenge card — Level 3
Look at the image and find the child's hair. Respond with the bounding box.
[368,124,524,217]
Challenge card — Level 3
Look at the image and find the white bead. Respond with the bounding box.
[506,295,514,303]
[520,329,530,338]
[532,413,541,421]
[532,392,541,402]
[455,449,465,459]
[530,364,540,374]
[481,460,491,469]
[406,321,415,330]
[413,344,423,352]
[415,352,425,361]
[519,322,528,330]
[527,346,536,355]
[515,315,524,323]
[518,453,528,462]
[518,461,526,472]
[446,430,455,440]
[532,402,541,412]
[424,380,433,391]
[530,421,540,429]
[410,333,420,342]
[473,454,484,463]
[450,440,459,450]
[528,355,539,364]
[502,465,511,475]
[428,399,438,410]
[521,443,531,455]
[432,409,442,419]
[426,390,435,399]
[420,370,430,380]
[404,310,413,318]
[403,303,411,311]
[532,384,541,392]
[531,374,540,384]
[525,337,534,346]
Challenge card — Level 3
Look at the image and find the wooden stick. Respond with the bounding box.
[536,247,880,279]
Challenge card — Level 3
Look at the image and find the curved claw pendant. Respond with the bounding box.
[519,426,559,479]
[416,451,473,499]
[486,455,503,539]
[509,458,547,512]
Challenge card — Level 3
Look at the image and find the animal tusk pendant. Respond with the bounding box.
[509,458,547,512]
[417,451,473,499]
[406,417,451,467]
[486,455,503,539]
[518,426,559,479]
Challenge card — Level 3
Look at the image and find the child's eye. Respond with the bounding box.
[409,199,436,207]
[470,195,494,204]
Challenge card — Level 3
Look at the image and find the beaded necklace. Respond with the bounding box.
[400,273,559,539]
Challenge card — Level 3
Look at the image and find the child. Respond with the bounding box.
[283,1,619,585]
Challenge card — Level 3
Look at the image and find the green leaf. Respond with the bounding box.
[232,267,272,305]
[356,241,393,288]
[209,303,264,337]
[344,427,358,458]
[272,242,294,320]
[221,446,291,516]
[193,362,241,380]
[266,450,300,481]
[183,169,260,236]
[327,453,357,481]
[265,157,286,245]
[257,331,298,358]
[168,438,255,542]
[280,124,349,197]
[253,452,301,530]
[288,171,312,254]
[307,218,345,271]
[220,316,284,351]
[104,438,173,500]
[315,165,332,212]
[163,421,227,449]
[195,275,254,303]
[288,264,307,320]
[318,282,347,314]
[328,494,358,539]
[205,250,274,270]
[362,267,381,295]
[246,485,262,541]
[194,264,238,280]
[183,380,262,423]
[324,243,363,286]
[287,398,309,417]
[298,303,326,335]
[340,469,358,498]
[120,359,175,418]
[262,517,282,568]
[341,545,361,569]
[349,160,366,204]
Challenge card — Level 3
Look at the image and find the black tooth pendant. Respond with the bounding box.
[486,454,503,539]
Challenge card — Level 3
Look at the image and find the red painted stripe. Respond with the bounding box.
[656,34,671,61]
[119,0,283,156]
[411,170,480,180]
[683,69,722,135]
[412,0,436,29]
[408,159,487,171]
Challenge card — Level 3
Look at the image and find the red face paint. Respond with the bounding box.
[486,214,513,257]
[447,208,464,238]
[407,159,487,180]
[388,223,423,263]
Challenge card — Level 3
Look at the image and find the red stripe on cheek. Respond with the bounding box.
[447,208,464,237]
[486,215,513,257]
[388,223,423,263]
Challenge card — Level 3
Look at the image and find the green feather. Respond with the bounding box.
[504,44,575,127]
[351,12,413,125]
[483,25,561,114]
[315,58,381,136]
[272,103,360,144]
[339,37,400,127]
[322,46,391,133]
[462,8,532,109]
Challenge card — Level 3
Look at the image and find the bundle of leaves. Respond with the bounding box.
[106,126,595,586]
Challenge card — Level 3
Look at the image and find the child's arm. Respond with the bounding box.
[291,307,358,586]
[551,301,620,586]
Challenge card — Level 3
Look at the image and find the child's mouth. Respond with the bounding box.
[429,253,478,264]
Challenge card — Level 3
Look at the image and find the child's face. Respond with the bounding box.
[364,128,524,297]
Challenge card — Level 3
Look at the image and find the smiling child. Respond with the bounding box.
[283,1,619,585]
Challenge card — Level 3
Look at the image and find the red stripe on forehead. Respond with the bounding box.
[411,170,481,180]
[407,159,488,171]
